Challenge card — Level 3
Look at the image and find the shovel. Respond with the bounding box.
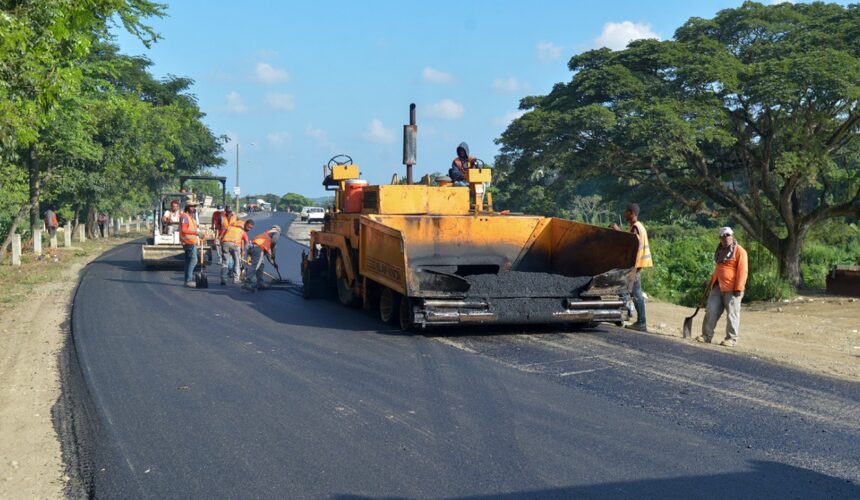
[682,282,712,339]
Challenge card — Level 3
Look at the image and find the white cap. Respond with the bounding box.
[270,225,282,233]
[720,226,734,237]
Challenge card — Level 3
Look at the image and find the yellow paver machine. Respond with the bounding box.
[301,105,640,330]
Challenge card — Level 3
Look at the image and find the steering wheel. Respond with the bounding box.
[326,154,353,175]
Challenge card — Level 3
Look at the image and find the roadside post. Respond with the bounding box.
[64,223,72,248]
[79,224,86,242]
[11,234,21,266]
[33,229,42,256]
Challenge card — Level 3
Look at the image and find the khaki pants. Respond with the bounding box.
[702,286,743,341]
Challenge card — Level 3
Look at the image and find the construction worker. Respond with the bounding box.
[697,227,749,347]
[221,219,254,285]
[162,200,181,235]
[44,206,59,239]
[624,203,652,332]
[97,212,108,238]
[449,142,475,186]
[211,205,224,264]
[179,200,202,288]
[243,225,281,291]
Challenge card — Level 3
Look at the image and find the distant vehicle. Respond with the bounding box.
[299,206,317,221]
[306,207,325,224]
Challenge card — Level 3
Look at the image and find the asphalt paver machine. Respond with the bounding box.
[302,105,640,330]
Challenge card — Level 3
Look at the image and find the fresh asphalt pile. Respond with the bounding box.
[464,271,591,299]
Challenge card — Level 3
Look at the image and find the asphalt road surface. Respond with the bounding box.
[67,211,860,498]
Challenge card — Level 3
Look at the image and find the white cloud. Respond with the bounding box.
[306,125,334,149]
[491,110,526,127]
[265,92,295,111]
[424,99,464,120]
[595,21,660,50]
[257,49,279,58]
[225,91,247,113]
[536,41,563,62]
[254,62,290,84]
[422,66,454,84]
[770,0,792,4]
[362,119,395,144]
[492,77,528,93]
[266,131,292,145]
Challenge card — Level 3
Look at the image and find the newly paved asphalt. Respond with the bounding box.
[68,212,860,498]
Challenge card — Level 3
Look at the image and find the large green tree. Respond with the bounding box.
[496,1,860,287]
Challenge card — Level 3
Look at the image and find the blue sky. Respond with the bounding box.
[115,0,782,198]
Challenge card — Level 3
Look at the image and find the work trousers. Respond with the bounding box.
[244,244,266,287]
[702,286,743,341]
[98,223,105,238]
[628,270,646,326]
[183,244,197,283]
[221,243,241,282]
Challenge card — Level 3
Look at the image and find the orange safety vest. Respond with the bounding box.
[452,157,471,174]
[631,221,653,269]
[222,221,246,245]
[45,211,58,228]
[219,213,237,239]
[251,231,273,255]
[179,213,199,246]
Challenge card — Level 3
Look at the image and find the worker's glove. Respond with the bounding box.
[732,291,742,297]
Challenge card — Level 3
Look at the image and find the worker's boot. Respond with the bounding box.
[240,283,256,292]
[184,281,196,289]
[720,338,737,347]
[257,282,270,291]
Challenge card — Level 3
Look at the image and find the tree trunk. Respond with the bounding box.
[26,145,41,233]
[1,202,32,262]
[72,204,81,235]
[778,228,808,289]
[85,202,97,239]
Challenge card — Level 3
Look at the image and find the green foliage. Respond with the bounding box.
[279,193,314,212]
[1,3,224,249]
[495,1,860,287]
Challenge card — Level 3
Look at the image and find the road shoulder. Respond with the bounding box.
[0,235,143,499]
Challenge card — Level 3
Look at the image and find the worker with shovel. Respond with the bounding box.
[242,224,281,291]
[221,219,253,285]
[695,227,748,347]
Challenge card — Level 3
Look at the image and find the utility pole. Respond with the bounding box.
[235,143,241,213]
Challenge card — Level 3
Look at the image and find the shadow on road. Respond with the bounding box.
[334,460,859,499]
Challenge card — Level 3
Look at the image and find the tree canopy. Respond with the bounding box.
[495,1,860,286]
[1,1,224,253]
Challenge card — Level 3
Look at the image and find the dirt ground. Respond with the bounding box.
[287,217,860,381]
[0,233,144,499]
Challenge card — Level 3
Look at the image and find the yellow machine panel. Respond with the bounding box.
[361,185,470,215]
[331,163,360,181]
[466,168,492,183]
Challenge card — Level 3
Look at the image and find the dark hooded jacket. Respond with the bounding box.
[449,142,471,182]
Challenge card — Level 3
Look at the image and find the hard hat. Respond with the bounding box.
[186,200,199,207]
[270,225,282,233]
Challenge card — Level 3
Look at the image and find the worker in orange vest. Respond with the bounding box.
[623,203,653,332]
[220,219,254,285]
[43,206,59,239]
[179,200,202,288]
[242,224,281,291]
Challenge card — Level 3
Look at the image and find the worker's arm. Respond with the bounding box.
[269,231,280,263]
[734,247,748,295]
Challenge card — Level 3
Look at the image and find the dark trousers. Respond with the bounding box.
[98,223,105,238]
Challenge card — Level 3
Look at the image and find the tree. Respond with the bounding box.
[496,1,860,287]
[279,193,313,212]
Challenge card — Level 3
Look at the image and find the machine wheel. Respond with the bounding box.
[335,253,359,307]
[398,297,415,332]
[379,287,400,324]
